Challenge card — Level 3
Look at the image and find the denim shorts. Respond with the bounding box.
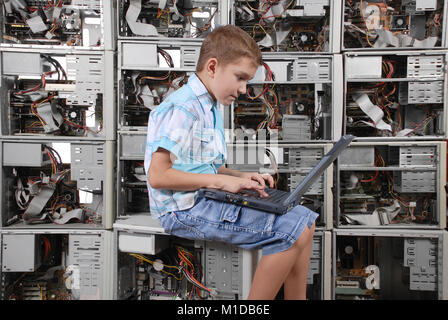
[158,196,319,256]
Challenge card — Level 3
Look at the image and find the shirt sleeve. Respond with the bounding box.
[149,105,197,161]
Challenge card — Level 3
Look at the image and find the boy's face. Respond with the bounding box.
[208,57,258,106]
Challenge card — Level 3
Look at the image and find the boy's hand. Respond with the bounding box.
[219,175,269,197]
[218,173,273,198]
[238,172,275,189]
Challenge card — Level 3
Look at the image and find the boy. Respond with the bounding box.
[144,25,318,300]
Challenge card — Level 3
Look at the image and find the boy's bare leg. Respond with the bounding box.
[283,222,315,300]
[247,223,315,300]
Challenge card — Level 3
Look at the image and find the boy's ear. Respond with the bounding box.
[205,58,218,78]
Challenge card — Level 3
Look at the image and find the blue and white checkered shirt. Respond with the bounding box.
[144,73,227,217]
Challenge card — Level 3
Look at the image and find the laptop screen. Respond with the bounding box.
[282,135,355,206]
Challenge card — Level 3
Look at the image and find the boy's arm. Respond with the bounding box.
[216,166,245,178]
[149,149,269,196]
[218,166,275,189]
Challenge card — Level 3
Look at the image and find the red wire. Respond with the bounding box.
[361,170,379,183]
[42,237,51,260]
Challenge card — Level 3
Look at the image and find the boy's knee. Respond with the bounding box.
[307,223,316,243]
[293,224,315,249]
[309,222,316,234]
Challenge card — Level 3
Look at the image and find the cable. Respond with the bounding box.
[189,8,218,38]
[176,246,212,296]
[129,253,184,281]
[359,0,376,47]
[247,62,273,100]
[42,236,51,261]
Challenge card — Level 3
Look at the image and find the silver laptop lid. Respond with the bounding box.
[282,135,355,206]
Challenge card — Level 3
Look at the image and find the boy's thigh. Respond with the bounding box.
[158,197,273,243]
[158,197,319,255]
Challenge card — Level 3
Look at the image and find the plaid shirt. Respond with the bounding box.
[144,73,226,217]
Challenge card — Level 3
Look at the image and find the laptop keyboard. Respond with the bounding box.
[266,189,289,201]
[240,188,289,201]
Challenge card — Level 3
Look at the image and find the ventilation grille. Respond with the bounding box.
[293,59,331,81]
[308,236,322,285]
[408,81,443,104]
[407,56,444,78]
[181,47,200,68]
[71,0,103,10]
[69,234,104,293]
[66,55,104,105]
[403,238,438,291]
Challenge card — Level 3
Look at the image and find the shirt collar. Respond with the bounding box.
[188,73,216,111]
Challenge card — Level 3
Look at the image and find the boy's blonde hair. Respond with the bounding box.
[196,25,262,72]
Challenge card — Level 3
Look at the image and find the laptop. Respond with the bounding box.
[198,135,355,215]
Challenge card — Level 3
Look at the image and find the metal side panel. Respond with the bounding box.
[332,54,344,141]
[443,231,448,299]
[103,51,117,140]
[322,231,332,300]
[330,0,342,53]
[101,230,115,300]
[67,232,105,300]
[118,132,146,159]
[104,140,117,229]
[103,0,117,51]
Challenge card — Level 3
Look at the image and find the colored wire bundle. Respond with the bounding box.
[247,62,274,100]
[359,0,376,47]
[151,1,217,38]
[44,146,64,176]
[361,149,384,183]
[129,253,184,280]
[139,48,173,82]
[41,54,68,81]
[188,8,218,38]
[63,116,103,135]
[13,69,56,96]
[245,62,280,132]
[30,94,55,127]
[129,246,214,299]
[257,0,295,26]
[176,245,212,298]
